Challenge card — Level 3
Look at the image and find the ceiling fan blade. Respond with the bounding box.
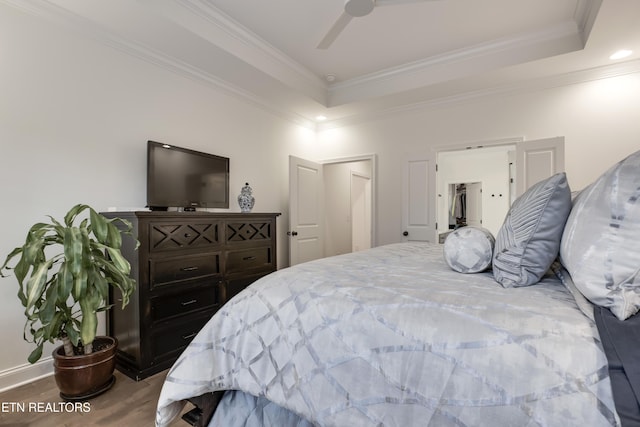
[376,0,443,6]
[317,12,353,49]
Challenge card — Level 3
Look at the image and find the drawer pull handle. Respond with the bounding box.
[181,299,197,306]
[182,332,198,340]
[181,266,199,272]
[243,256,256,261]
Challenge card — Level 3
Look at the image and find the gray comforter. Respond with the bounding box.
[155,242,619,426]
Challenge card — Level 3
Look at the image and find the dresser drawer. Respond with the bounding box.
[226,221,273,244]
[149,221,221,253]
[151,253,220,288]
[151,285,221,322]
[225,247,273,274]
[151,312,213,364]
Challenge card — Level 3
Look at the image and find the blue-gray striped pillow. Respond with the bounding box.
[493,173,571,287]
[560,150,640,320]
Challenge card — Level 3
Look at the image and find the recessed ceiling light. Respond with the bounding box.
[610,49,632,60]
[316,115,327,121]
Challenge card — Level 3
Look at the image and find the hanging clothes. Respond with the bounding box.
[450,184,467,227]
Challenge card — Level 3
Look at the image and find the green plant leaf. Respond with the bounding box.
[12,257,29,287]
[90,269,109,300]
[72,269,88,300]
[39,280,58,324]
[47,311,64,343]
[57,263,73,302]
[65,323,80,347]
[105,221,122,249]
[1,246,23,275]
[94,258,135,307]
[27,344,43,364]
[64,227,83,277]
[79,297,97,347]
[64,204,88,227]
[96,304,114,312]
[105,247,131,275]
[25,259,53,310]
[89,208,108,243]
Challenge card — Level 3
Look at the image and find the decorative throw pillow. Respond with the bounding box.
[560,150,640,320]
[443,226,495,273]
[493,172,571,287]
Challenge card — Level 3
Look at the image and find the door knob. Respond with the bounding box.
[287,231,298,236]
[403,231,409,236]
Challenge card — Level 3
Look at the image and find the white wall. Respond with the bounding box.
[317,73,640,246]
[0,5,319,389]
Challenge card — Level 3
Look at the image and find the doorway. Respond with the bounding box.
[323,158,374,257]
[289,155,376,266]
[351,172,372,252]
[402,137,565,243]
[437,146,514,237]
[447,182,482,229]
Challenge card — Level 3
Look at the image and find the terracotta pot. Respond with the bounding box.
[52,336,117,401]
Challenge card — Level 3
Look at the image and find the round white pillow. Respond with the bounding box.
[443,226,495,273]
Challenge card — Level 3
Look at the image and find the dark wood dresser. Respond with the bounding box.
[101,211,279,380]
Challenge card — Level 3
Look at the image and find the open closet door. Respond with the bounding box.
[289,156,324,266]
[402,152,437,243]
[515,137,565,196]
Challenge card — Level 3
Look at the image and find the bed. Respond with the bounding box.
[156,149,640,427]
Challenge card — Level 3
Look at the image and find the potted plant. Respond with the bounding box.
[1,204,137,400]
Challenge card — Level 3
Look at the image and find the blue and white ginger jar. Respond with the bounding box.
[238,182,255,213]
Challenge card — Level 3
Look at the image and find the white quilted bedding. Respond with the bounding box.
[156,242,619,427]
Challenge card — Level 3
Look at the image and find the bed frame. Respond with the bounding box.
[181,392,224,427]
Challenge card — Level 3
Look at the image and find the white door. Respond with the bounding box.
[402,153,437,242]
[351,172,371,252]
[515,137,565,197]
[289,156,324,266]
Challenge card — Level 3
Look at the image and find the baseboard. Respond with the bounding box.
[0,357,54,393]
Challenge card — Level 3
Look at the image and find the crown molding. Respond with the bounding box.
[0,0,317,130]
[318,58,640,131]
[331,21,580,92]
[326,0,602,106]
[574,0,602,43]
[327,20,584,107]
[169,0,327,104]
[176,0,325,87]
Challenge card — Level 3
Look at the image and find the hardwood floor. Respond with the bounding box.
[0,370,191,427]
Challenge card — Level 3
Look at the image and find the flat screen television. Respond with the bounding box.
[147,140,229,210]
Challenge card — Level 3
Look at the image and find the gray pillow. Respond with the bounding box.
[443,226,495,273]
[493,172,571,287]
[560,150,640,320]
